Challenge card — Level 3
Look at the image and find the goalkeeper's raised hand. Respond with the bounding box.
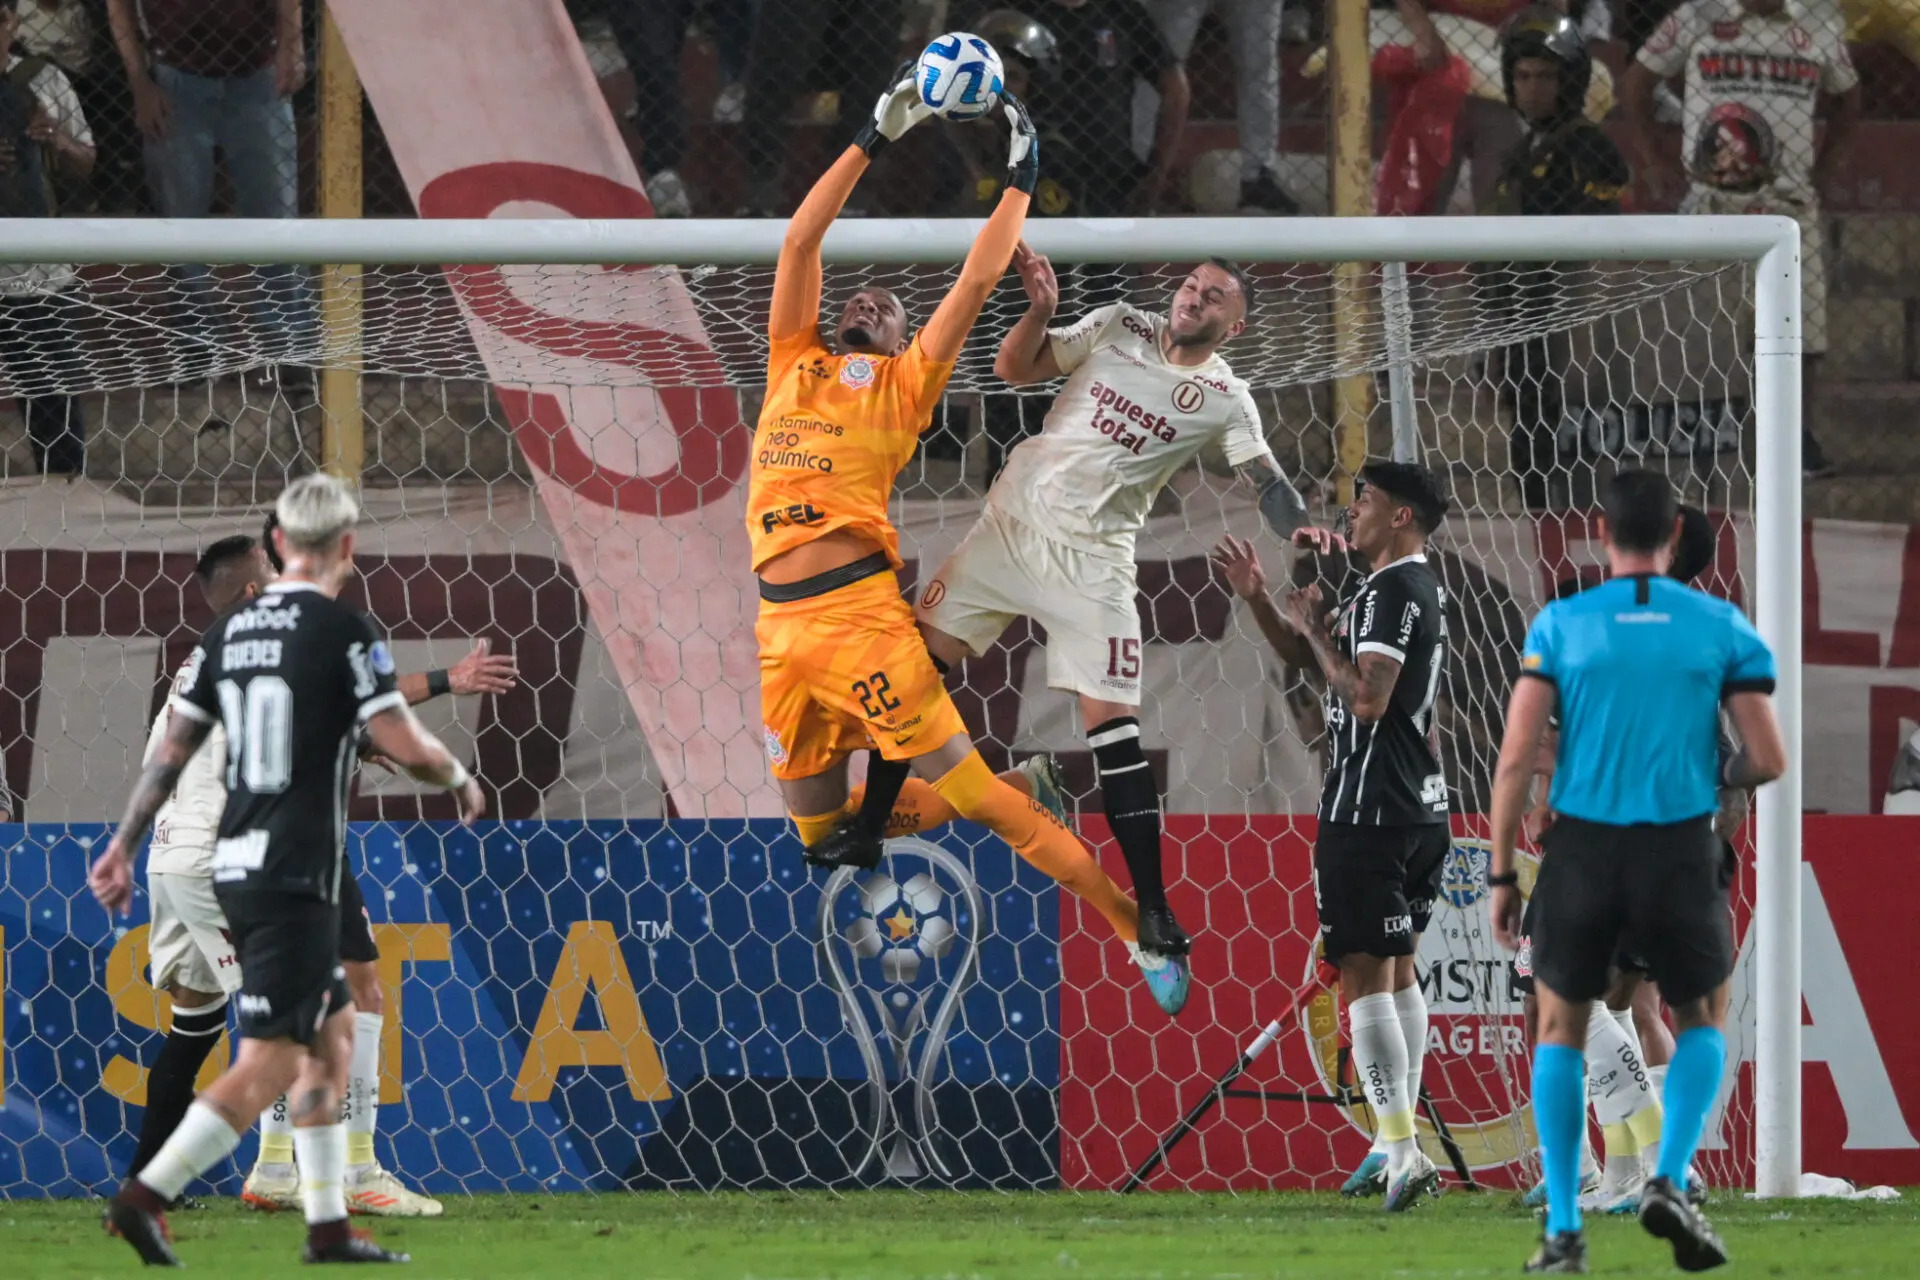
[1002,92,1039,194]
[854,63,932,156]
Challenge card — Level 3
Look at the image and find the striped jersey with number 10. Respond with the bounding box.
[1318,553,1451,827]
[169,581,404,901]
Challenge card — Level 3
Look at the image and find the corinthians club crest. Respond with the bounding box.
[817,837,983,1181]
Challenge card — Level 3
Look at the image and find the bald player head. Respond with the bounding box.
[194,535,274,613]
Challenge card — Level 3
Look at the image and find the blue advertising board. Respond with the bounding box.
[0,821,1061,1197]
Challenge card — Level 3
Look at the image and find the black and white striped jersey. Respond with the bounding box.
[171,581,403,900]
[1317,553,1450,827]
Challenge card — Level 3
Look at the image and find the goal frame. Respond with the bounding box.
[2,213,1803,1196]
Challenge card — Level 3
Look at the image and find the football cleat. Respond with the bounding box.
[242,1161,301,1212]
[1639,1174,1729,1272]
[1580,1186,1641,1216]
[1688,1164,1709,1206]
[1384,1150,1441,1212]
[347,1166,445,1218]
[1136,950,1190,1017]
[1523,1161,1602,1209]
[1523,1230,1589,1274]
[801,819,882,871]
[105,1193,182,1267]
[1341,1150,1388,1198]
[303,1228,411,1264]
[1137,905,1192,959]
[1014,753,1070,827]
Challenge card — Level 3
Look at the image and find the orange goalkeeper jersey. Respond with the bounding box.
[746,328,957,573]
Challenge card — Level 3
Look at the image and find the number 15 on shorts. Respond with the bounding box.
[1106,638,1140,680]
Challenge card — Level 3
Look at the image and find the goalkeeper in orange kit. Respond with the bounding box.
[748,69,1189,1016]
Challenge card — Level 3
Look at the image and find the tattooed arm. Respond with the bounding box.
[89,709,213,914]
[1234,453,1314,541]
[1285,584,1402,722]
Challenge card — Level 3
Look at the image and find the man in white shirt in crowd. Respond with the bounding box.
[1622,0,1861,478]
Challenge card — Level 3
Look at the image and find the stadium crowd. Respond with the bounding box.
[0,0,1916,504]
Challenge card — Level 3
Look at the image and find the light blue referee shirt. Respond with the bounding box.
[1520,574,1777,826]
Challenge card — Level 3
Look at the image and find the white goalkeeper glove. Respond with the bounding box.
[1002,92,1039,195]
[854,63,932,156]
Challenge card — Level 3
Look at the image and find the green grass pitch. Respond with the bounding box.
[8,1189,1917,1278]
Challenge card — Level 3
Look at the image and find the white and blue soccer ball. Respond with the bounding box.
[916,32,1004,122]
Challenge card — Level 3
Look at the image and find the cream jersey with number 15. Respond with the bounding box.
[140,653,229,877]
[987,301,1275,562]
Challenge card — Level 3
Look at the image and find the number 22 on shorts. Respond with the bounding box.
[852,671,902,719]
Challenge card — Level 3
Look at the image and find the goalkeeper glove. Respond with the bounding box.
[854,63,932,156]
[1002,92,1039,195]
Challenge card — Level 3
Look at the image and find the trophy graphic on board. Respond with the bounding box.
[818,836,984,1181]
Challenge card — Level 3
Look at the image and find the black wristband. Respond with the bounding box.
[427,668,452,699]
[1487,870,1519,888]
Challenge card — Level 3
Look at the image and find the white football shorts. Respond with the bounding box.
[148,869,242,995]
[915,504,1143,705]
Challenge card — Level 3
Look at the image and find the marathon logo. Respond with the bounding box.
[759,503,828,534]
[1087,380,1176,455]
[1694,52,1822,87]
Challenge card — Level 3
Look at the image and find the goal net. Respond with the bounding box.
[0,216,1798,1199]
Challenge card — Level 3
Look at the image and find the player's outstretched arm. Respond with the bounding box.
[396,638,519,706]
[770,68,931,344]
[1212,536,1315,670]
[920,94,1039,364]
[91,709,214,913]
[364,704,487,824]
[994,242,1063,385]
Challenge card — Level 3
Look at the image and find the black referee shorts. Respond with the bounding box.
[1529,814,1734,1006]
[218,890,351,1047]
[1313,822,1450,962]
[336,870,380,965]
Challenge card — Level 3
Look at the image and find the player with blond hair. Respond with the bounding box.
[749,70,1184,1014]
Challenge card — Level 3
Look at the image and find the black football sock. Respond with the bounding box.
[855,752,913,840]
[1088,717,1168,916]
[128,995,227,1177]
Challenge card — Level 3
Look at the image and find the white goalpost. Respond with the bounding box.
[0,214,1801,1197]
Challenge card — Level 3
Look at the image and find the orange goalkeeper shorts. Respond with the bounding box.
[755,566,967,782]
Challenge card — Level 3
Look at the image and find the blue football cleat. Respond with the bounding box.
[1139,952,1190,1017]
[1342,1151,1389,1198]
[1015,753,1070,826]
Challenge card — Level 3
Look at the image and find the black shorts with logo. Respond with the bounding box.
[336,870,380,964]
[217,890,350,1046]
[1512,887,1648,998]
[1313,822,1450,961]
[1529,814,1734,1006]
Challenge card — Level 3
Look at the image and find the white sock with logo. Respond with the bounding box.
[1586,1003,1661,1196]
[345,1011,382,1178]
[1350,992,1417,1170]
[257,1093,295,1175]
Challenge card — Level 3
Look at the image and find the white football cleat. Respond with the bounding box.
[346,1165,445,1218]
[1384,1150,1442,1212]
[240,1162,300,1212]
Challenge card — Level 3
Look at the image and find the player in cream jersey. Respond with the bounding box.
[916,251,1335,959]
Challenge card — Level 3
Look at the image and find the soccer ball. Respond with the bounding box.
[915,32,1004,122]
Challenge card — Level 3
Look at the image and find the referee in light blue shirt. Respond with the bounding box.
[1488,470,1787,1276]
